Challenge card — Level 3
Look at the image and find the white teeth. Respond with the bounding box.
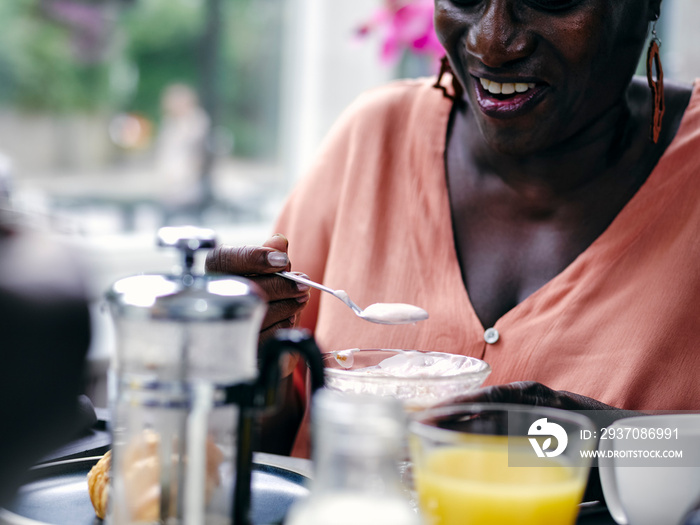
[480,78,537,95]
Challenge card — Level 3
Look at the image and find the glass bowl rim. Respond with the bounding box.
[322,348,492,385]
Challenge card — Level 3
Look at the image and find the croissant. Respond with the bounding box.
[87,450,111,520]
[86,431,224,521]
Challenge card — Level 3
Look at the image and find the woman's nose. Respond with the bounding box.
[466,1,535,68]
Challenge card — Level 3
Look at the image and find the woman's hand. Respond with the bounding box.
[206,234,311,455]
[205,233,311,348]
[455,381,639,427]
[455,381,599,409]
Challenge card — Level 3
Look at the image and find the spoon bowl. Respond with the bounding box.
[276,271,428,325]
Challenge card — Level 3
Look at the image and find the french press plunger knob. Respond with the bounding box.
[157,225,216,275]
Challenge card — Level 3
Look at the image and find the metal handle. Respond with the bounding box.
[276,271,364,315]
[276,271,335,295]
[231,329,324,525]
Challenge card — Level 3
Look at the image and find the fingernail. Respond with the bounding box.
[295,282,310,292]
[272,233,288,242]
[267,251,289,267]
[296,293,310,303]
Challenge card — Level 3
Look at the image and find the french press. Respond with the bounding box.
[105,226,324,525]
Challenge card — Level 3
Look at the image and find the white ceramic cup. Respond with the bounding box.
[599,414,700,525]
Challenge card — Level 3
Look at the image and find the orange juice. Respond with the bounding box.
[414,446,585,525]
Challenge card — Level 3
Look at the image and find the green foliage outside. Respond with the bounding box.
[117,0,204,123]
[219,0,283,158]
[0,0,283,158]
[0,0,113,114]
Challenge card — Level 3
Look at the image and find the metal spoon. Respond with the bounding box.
[276,271,428,325]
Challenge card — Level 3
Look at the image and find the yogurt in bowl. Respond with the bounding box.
[322,349,491,411]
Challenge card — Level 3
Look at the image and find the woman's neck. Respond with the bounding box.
[460,93,640,203]
[452,77,692,207]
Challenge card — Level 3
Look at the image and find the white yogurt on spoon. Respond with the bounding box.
[359,302,429,324]
[333,290,428,325]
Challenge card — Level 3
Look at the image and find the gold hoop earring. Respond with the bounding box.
[646,19,665,143]
[433,56,464,103]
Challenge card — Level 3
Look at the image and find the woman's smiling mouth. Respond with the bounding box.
[472,76,549,118]
[479,78,536,94]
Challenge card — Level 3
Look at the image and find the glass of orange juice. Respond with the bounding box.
[409,404,596,525]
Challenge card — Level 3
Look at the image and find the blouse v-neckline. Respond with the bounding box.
[427,80,700,333]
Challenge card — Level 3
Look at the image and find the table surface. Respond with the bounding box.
[17,425,618,525]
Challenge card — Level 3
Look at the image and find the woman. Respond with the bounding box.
[206,0,699,457]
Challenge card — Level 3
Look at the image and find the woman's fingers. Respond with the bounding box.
[255,272,310,301]
[205,234,290,275]
[259,273,310,332]
[259,315,297,345]
[203,234,312,341]
[456,381,560,406]
[205,244,289,274]
[262,233,289,252]
[262,296,309,328]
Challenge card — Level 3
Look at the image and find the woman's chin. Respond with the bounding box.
[480,130,551,157]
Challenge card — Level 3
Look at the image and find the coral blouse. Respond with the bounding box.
[275,77,700,456]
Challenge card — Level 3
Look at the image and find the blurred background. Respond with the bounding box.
[0,0,698,407]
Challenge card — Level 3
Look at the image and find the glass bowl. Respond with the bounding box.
[322,349,491,412]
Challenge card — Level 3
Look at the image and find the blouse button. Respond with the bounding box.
[484,327,500,344]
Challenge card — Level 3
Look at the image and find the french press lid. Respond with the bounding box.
[106,226,265,322]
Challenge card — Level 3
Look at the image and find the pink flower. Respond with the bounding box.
[356,0,444,68]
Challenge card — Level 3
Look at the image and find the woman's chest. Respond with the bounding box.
[448,187,628,329]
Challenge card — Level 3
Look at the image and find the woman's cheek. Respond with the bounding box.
[433,3,469,48]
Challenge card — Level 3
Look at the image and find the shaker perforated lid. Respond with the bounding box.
[106,226,265,321]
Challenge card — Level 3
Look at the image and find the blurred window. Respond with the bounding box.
[0,0,697,235]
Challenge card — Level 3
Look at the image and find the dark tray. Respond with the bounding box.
[0,456,309,525]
